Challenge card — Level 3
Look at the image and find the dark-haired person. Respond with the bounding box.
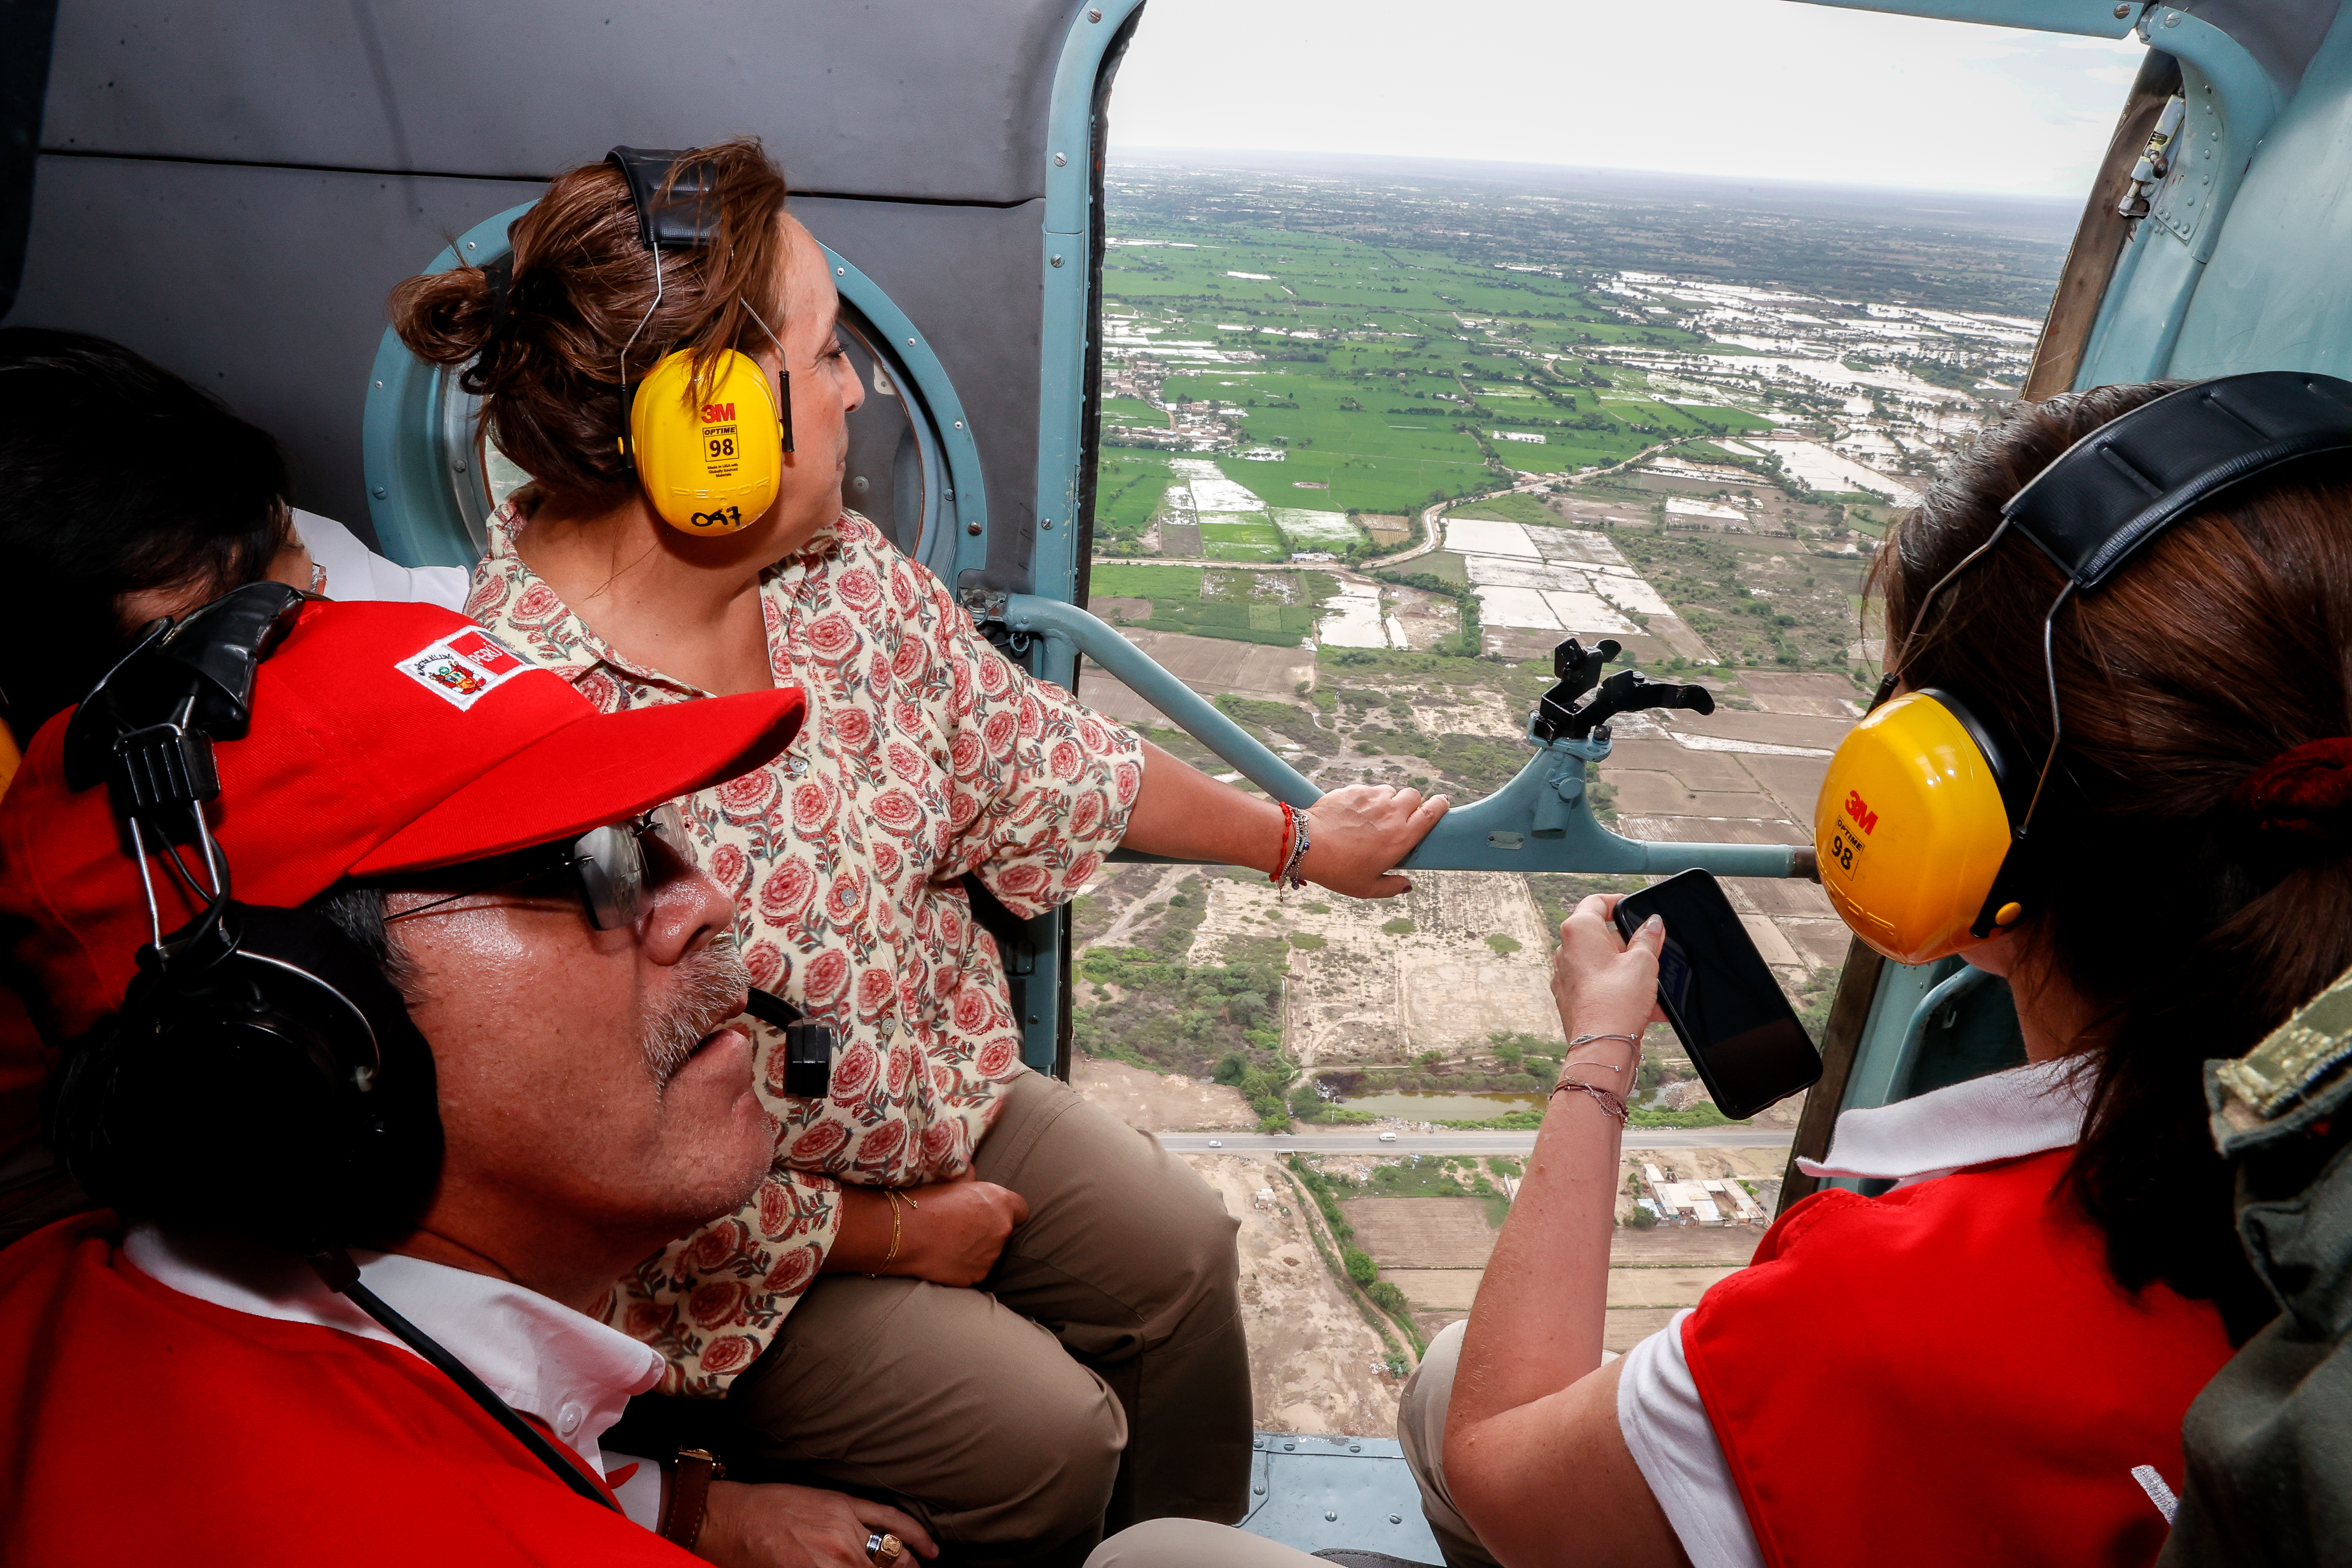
[0,326,468,764]
[1088,375,2352,1568]
[386,137,1445,1562]
[0,594,941,1565]
[0,328,471,1238]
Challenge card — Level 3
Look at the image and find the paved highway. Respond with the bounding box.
[1159,1129,1795,1155]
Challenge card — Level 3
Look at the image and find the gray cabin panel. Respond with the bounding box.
[2171,5,2352,378]
[10,155,542,533]
[790,194,1044,575]
[40,0,1070,206]
[12,156,1043,546]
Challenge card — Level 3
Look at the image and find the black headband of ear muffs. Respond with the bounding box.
[606,146,726,250]
[2003,371,2352,586]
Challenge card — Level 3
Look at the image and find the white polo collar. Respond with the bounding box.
[123,1224,664,1471]
[1795,1055,2092,1186]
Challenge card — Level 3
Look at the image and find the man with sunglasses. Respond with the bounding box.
[0,598,939,1566]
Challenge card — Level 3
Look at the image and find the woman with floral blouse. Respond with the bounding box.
[391,139,1444,1566]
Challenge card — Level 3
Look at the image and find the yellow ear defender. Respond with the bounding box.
[1816,688,2025,965]
[625,348,786,535]
[603,145,797,538]
[1814,371,2352,965]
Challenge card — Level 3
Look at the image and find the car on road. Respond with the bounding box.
[1207,1140,1222,1148]
[1378,1132,1399,1142]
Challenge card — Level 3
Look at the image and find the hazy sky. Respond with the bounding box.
[1107,0,2145,199]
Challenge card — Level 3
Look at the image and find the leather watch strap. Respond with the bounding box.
[659,1447,726,1552]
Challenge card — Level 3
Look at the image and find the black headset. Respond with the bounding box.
[46,582,622,1513]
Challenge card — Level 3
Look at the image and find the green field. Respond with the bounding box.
[1090,223,1772,544]
[1200,519,1286,562]
[1086,565,1337,648]
[1448,493,1557,527]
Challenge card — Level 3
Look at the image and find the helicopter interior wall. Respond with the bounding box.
[10,155,1045,563]
[9,155,524,541]
[37,0,1078,208]
[2165,6,2352,378]
[21,0,1080,574]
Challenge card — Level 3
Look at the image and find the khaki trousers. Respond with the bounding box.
[1081,1319,1494,1568]
[726,1070,1253,1553]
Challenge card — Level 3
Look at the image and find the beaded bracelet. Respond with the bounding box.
[1278,806,1313,890]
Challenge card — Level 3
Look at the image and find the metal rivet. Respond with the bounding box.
[1253,1438,1266,1450]
[1042,518,1054,530]
[1051,254,1066,268]
[1283,1441,1296,1452]
[1350,1443,1362,1452]
[452,459,468,472]
[373,379,384,389]
[2163,9,2178,24]
[836,266,846,276]
[967,521,982,536]
[465,240,476,249]
[1389,1515,1403,1525]
[851,475,870,493]
[1054,152,1068,167]
[1089,6,1102,18]
[1325,1511,1338,1522]
[953,420,964,430]
[1253,1484,1266,1495]
[372,485,387,498]
[907,337,917,347]
[2112,2,2128,14]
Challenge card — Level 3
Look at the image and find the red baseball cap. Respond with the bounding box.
[0,599,803,1050]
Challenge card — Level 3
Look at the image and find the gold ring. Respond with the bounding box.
[866,1532,903,1567]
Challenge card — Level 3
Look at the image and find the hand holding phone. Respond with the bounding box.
[1610,870,1822,1120]
[1549,897,1670,1047]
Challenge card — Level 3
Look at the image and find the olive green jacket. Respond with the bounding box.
[2160,974,2352,1565]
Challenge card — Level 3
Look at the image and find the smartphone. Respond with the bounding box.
[1611,869,1822,1119]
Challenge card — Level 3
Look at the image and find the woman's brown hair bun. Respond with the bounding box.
[386,138,790,511]
[387,261,502,371]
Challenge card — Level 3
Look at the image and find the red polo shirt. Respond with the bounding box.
[0,1213,697,1567]
[1684,1148,2235,1567]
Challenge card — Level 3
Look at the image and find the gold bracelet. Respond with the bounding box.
[876,1188,922,1271]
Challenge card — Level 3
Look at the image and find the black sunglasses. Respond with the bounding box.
[385,805,694,931]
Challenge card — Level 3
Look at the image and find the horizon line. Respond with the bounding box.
[1102,145,2085,207]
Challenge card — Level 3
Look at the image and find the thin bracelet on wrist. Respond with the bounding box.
[1550,1076,1630,1124]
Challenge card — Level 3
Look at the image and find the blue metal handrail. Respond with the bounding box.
[995,594,1807,879]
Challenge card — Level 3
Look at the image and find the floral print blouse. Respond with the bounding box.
[466,502,1141,1394]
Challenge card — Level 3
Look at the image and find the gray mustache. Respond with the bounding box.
[644,937,754,1092]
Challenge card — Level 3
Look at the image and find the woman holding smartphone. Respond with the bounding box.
[1092,375,2352,1568]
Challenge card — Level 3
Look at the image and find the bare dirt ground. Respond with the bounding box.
[1189,871,1557,1069]
[1383,584,1459,651]
[1184,1154,1406,1435]
[1338,1152,1778,1348]
[1073,1057,1255,1132]
[1343,1197,1498,1268]
[1079,628,1315,729]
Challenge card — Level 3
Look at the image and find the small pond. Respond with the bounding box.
[1338,1090,1544,1122]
